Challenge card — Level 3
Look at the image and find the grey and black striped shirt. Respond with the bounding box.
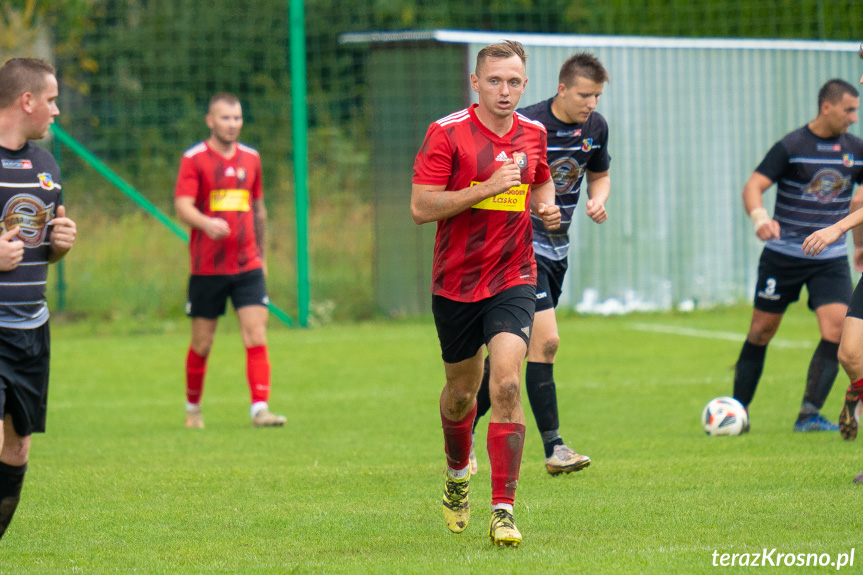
[0,142,62,329]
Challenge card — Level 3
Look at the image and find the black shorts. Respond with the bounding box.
[535,254,568,313]
[847,275,863,320]
[753,249,851,314]
[186,268,269,319]
[432,284,536,364]
[0,323,50,437]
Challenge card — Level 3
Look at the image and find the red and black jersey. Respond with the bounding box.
[413,104,551,302]
[174,141,263,275]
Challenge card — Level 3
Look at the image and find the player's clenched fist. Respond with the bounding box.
[0,226,24,271]
[537,203,561,231]
[49,205,77,254]
[486,159,522,196]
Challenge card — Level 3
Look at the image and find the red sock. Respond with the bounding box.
[487,422,525,506]
[246,345,271,403]
[185,348,207,404]
[851,378,863,393]
[441,402,477,471]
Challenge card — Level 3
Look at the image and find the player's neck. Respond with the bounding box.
[808,118,840,139]
[550,97,575,125]
[207,137,238,158]
[0,116,28,151]
[474,105,514,137]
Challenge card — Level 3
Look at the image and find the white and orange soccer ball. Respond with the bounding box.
[701,396,748,436]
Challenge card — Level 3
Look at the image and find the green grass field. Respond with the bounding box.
[2,305,863,574]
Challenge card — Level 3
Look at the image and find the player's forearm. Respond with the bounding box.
[586,171,610,205]
[411,183,496,224]
[851,191,863,248]
[175,199,210,231]
[253,202,267,257]
[529,179,555,213]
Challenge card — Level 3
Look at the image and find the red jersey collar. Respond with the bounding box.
[468,103,519,141]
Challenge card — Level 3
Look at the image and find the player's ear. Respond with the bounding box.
[470,74,479,94]
[20,91,35,114]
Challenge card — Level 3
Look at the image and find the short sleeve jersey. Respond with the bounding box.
[0,142,62,329]
[756,125,863,260]
[412,104,552,302]
[174,142,263,275]
[517,98,610,261]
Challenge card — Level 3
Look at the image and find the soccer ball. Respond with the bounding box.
[701,396,748,436]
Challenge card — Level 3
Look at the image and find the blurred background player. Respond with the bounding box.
[471,52,610,477]
[174,93,286,429]
[0,58,77,539]
[802,58,863,483]
[411,40,560,547]
[734,78,863,432]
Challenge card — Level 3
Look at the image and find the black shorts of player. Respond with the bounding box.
[186,268,269,319]
[0,323,50,437]
[753,248,851,314]
[432,284,536,364]
[847,275,863,320]
[535,254,568,313]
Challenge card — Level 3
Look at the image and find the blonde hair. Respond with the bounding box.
[475,40,527,75]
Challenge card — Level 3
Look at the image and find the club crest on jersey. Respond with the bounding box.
[0,193,55,246]
[581,138,594,152]
[844,154,855,168]
[1,159,32,169]
[802,168,850,203]
[37,172,55,190]
[513,152,527,169]
[237,167,246,182]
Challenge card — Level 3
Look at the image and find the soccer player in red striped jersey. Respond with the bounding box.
[174,93,286,429]
[411,40,560,547]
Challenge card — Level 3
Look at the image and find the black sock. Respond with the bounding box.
[525,362,563,458]
[473,355,491,433]
[801,339,840,415]
[0,461,27,541]
[733,341,767,409]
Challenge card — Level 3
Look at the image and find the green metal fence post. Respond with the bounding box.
[289,0,311,328]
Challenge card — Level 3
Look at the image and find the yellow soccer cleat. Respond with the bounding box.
[442,470,470,533]
[252,408,287,428]
[488,508,521,547]
[545,444,591,476]
[185,405,204,429]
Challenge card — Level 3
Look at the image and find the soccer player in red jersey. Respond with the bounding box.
[411,40,560,547]
[0,58,77,540]
[174,93,286,429]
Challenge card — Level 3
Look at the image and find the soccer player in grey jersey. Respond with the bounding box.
[0,58,77,540]
[471,53,611,475]
[735,78,863,433]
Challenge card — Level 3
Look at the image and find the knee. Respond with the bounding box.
[0,436,29,467]
[491,374,522,409]
[541,335,559,362]
[839,341,862,372]
[747,327,776,346]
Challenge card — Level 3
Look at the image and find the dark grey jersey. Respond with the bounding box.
[0,142,62,328]
[756,125,863,260]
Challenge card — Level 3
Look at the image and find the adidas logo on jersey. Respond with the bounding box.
[495,151,509,162]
